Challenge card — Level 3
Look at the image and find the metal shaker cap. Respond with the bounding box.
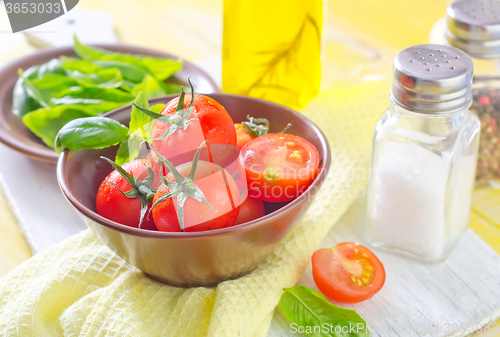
[446,0,500,58]
[391,44,473,114]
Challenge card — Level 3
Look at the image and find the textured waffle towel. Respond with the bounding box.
[0,79,390,337]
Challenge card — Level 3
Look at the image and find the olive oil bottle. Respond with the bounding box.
[222,0,323,110]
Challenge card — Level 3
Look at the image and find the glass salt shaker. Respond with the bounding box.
[430,0,500,186]
[366,44,480,262]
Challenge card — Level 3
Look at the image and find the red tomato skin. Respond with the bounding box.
[233,195,266,225]
[152,161,240,232]
[239,134,319,203]
[235,123,256,149]
[151,94,237,158]
[312,244,386,303]
[96,159,158,230]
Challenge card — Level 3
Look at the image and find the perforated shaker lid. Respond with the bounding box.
[391,44,473,114]
[446,0,500,58]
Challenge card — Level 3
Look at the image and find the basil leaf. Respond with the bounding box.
[116,94,165,165]
[14,59,70,118]
[140,57,183,82]
[129,91,150,134]
[29,74,79,99]
[93,60,148,83]
[56,86,134,102]
[12,65,40,118]
[18,70,52,110]
[66,68,123,89]
[62,57,147,84]
[23,105,98,148]
[73,37,106,60]
[55,116,129,153]
[73,36,182,81]
[279,286,370,337]
[51,97,130,114]
[150,104,165,113]
[115,132,142,165]
[37,58,65,78]
[131,74,166,99]
[161,82,184,94]
[120,81,136,93]
[60,56,102,74]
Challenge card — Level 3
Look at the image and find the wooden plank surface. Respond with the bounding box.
[0,170,31,275]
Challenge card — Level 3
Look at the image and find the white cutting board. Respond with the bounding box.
[0,143,85,253]
[267,197,500,337]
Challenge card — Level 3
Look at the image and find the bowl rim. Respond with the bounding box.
[57,93,331,238]
[0,44,219,164]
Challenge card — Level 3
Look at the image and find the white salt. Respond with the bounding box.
[368,142,475,260]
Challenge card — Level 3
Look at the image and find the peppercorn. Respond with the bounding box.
[470,81,500,184]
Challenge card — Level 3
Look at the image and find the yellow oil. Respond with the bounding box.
[222,0,323,110]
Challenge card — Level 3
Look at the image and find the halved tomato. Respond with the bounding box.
[238,133,319,202]
[312,242,386,303]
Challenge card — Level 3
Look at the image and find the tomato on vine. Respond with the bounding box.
[235,115,270,149]
[150,141,240,232]
[96,159,159,230]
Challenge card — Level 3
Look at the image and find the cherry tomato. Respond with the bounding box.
[233,195,266,225]
[312,242,386,303]
[96,159,158,230]
[152,161,240,232]
[235,123,256,149]
[151,95,237,158]
[238,134,319,202]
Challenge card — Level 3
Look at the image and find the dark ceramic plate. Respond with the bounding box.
[0,45,219,164]
[58,94,331,287]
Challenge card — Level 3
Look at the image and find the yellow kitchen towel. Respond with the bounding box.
[0,78,390,337]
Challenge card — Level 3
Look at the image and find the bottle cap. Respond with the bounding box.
[391,44,473,113]
[446,0,500,58]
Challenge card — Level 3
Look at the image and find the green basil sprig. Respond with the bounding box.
[114,91,151,165]
[55,116,129,153]
[24,105,98,148]
[12,66,41,118]
[73,36,182,82]
[54,91,166,164]
[13,36,183,149]
[279,286,370,337]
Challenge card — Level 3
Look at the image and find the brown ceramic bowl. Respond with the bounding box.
[57,94,331,287]
[0,45,218,164]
